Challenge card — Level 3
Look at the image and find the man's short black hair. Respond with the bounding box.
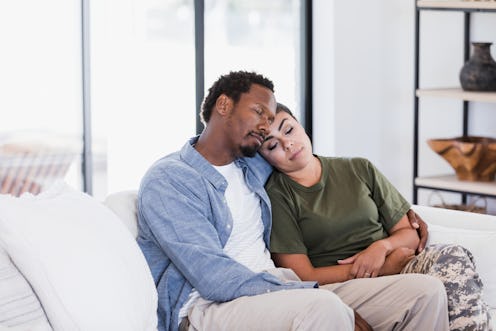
[200,71,274,125]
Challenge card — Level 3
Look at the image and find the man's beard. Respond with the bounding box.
[240,144,259,158]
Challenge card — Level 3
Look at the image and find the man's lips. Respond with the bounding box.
[250,132,265,146]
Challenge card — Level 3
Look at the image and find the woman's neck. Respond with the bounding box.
[287,155,322,187]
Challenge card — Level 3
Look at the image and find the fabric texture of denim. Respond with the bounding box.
[137,136,318,331]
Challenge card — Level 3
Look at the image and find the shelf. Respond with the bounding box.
[417,1,496,10]
[416,88,496,102]
[415,175,496,197]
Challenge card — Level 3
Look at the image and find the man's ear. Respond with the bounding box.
[215,94,233,116]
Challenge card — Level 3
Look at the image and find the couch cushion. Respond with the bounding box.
[0,182,157,331]
[104,190,139,238]
[0,247,51,330]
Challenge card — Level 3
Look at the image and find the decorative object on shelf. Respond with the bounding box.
[459,42,496,91]
[427,136,496,181]
[428,191,487,214]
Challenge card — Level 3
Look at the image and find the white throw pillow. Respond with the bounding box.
[0,182,157,331]
[427,224,496,309]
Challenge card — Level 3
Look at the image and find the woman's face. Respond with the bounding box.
[259,110,313,174]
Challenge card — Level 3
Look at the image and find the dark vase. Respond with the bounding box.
[459,42,496,91]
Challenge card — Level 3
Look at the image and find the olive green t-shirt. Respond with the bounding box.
[266,156,411,267]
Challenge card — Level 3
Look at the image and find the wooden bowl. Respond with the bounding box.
[427,136,496,181]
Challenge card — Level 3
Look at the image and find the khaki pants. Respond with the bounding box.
[182,268,449,331]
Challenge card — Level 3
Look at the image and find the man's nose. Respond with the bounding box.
[258,115,271,133]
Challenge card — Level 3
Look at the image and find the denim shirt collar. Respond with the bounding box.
[179,136,254,193]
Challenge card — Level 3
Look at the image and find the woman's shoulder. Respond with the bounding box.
[319,155,373,170]
[265,170,288,192]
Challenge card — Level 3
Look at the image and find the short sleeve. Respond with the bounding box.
[268,189,308,254]
[362,159,411,231]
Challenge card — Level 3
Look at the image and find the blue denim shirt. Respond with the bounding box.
[137,137,317,331]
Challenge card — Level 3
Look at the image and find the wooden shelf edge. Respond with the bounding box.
[417,1,496,10]
[415,175,496,196]
[416,87,496,102]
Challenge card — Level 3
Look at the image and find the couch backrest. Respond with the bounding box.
[104,190,139,238]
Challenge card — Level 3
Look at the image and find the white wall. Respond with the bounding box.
[313,0,496,212]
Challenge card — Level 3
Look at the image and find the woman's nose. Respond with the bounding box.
[283,140,293,151]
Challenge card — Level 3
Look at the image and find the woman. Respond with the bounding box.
[259,103,492,331]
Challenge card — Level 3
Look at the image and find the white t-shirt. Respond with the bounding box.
[179,162,275,319]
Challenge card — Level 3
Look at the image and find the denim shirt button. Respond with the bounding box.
[226,224,231,229]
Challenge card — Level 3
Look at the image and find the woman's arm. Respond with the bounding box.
[380,214,420,253]
[272,216,419,284]
[272,253,354,285]
[338,215,420,278]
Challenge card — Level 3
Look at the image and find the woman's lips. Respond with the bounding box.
[289,147,303,160]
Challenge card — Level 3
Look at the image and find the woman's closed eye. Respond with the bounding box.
[267,142,278,151]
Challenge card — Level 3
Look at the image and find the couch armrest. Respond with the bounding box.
[411,205,496,313]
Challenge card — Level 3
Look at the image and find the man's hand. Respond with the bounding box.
[354,310,373,331]
[379,247,415,276]
[406,209,428,253]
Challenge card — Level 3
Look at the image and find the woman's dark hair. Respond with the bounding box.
[200,71,274,124]
[276,102,296,119]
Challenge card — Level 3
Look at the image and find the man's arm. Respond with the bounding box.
[406,209,429,253]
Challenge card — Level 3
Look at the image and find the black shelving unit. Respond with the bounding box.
[413,0,496,205]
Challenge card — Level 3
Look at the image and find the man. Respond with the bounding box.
[137,71,449,331]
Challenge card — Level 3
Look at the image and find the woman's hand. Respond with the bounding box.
[337,241,389,278]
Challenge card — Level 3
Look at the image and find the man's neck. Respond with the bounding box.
[195,131,236,166]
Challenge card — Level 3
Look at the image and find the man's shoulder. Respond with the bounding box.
[139,151,205,197]
[144,151,191,179]
[244,153,273,182]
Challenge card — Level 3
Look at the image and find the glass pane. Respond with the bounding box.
[0,0,83,196]
[90,0,196,199]
[204,0,302,119]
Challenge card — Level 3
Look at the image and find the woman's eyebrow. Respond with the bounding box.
[264,118,290,143]
[278,118,288,131]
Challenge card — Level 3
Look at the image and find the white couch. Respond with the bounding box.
[0,184,495,330]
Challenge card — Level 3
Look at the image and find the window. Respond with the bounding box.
[90,0,196,199]
[0,0,83,196]
[1,0,308,198]
[204,0,303,120]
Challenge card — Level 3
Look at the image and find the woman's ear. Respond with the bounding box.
[215,94,232,116]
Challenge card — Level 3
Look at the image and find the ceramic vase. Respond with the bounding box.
[459,42,496,91]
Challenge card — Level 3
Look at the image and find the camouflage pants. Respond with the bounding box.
[401,243,492,331]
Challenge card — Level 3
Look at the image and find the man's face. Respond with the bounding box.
[225,84,276,158]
